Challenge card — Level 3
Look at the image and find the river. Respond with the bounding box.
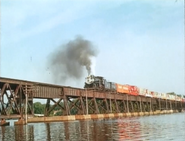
[0,113,185,141]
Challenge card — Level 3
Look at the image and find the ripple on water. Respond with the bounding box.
[0,113,185,141]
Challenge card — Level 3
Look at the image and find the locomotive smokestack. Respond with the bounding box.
[48,36,97,83]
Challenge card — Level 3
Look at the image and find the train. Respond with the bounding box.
[84,75,185,102]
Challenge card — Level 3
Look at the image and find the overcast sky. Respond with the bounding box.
[1,0,184,95]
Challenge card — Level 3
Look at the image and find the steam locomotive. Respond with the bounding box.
[84,75,116,91]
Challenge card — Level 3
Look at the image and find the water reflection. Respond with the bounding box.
[116,118,142,140]
[0,113,185,141]
[1,125,34,141]
[43,120,114,141]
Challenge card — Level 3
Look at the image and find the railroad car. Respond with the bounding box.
[129,85,139,96]
[120,84,130,94]
[155,92,161,99]
[169,95,175,101]
[167,92,176,101]
[108,82,117,91]
[166,93,171,100]
[176,95,182,101]
[160,93,167,100]
[182,95,185,102]
[153,91,158,98]
[116,83,124,93]
[182,97,185,102]
[139,88,146,96]
[139,88,156,98]
[118,84,139,95]
[167,94,175,100]
[145,89,153,97]
[116,84,138,95]
[122,85,130,94]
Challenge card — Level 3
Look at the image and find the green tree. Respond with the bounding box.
[33,102,45,114]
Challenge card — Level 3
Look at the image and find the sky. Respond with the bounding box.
[1,0,184,95]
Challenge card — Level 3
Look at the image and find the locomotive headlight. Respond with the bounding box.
[85,75,95,84]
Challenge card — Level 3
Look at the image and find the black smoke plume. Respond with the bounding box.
[48,36,97,83]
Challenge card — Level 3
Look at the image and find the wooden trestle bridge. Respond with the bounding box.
[0,77,185,125]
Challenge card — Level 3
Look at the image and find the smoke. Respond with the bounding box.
[48,36,98,83]
[90,56,96,75]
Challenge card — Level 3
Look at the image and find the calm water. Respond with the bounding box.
[0,113,185,141]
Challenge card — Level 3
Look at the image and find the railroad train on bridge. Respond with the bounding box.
[84,75,185,102]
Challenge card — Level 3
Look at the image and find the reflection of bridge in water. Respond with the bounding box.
[0,119,141,140]
[0,77,185,126]
[1,115,184,140]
